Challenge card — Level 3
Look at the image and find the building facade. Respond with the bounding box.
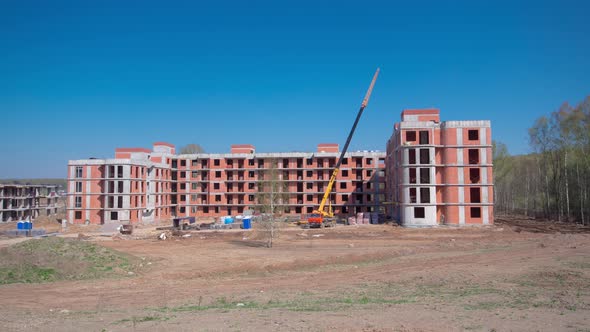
[67,143,386,224]
[66,142,175,225]
[0,184,59,222]
[385,109,493,226]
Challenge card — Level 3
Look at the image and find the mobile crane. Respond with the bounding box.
[307,68,380,228]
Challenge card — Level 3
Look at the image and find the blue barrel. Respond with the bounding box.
[243,217,251,230]
[17,221,24,230]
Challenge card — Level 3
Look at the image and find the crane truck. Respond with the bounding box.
[307,68,380,228]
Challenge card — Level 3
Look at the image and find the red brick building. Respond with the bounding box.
[385,109,493,226]
[67,143,386,224]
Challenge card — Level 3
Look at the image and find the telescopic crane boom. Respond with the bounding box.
[308,68,380,227]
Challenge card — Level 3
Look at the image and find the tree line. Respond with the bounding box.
[494,96,589,224]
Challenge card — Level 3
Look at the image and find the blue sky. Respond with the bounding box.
[1,0,589,178]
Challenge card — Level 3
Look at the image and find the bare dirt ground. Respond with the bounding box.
[1,216,589,332]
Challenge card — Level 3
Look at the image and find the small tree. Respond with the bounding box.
[179,144,205,154]
[255,159,288,248]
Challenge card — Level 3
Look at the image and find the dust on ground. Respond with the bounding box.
[0,215,589,332]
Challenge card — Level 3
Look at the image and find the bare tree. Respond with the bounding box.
[255,159,288,248]
[179,144,205,154]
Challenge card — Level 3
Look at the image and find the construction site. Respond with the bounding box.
[64,69,493,229]
[0,69,588,332]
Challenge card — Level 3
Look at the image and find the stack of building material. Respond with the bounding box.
[370,212,379,224]
[347,216,357,225]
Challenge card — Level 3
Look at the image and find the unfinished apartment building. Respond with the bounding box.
[385,109,493,226]
[0,184,59,222]
[67,143,385,224]
[66,142,175,224]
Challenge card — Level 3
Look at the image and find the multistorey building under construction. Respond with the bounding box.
[67,143,386,224]
[0,184,59,222]
[385,109,493,226]
[67,109,493,226]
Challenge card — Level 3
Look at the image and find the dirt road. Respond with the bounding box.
[1,218,589,331]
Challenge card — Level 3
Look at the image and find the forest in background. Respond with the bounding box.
[494,96,590,225]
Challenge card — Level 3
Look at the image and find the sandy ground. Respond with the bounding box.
[0,216,589,332]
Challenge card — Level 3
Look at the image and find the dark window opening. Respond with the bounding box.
[406,131,416,142]
[342,170,348,177]
[409,149,416,164]
[468,130,479,141]
[420,188,430,203]
[470,207,481,218]
[468,149,480,164]
[340,182,346,189]
[110,212,118,220]
[420,168,430,184]
[75,211,82,219]
[469,168,480,183]
[180,160,186,167]
[420,149,429,164]
[214,159,220,166]
[414,207,425,218]
[419,131,429,144]
[409,188,417,203]
[409,168,416,184]
[470,187,481,203]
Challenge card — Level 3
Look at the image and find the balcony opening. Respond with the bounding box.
[409,188,417,203]
[468,149,480,164]
[420,168,430,184]
[470,187,481,203]
[420,188,430,203]
[409,168,416,184]
[419,131,429,144]
[420,149,429,164]
[469,168,480,183]
[409,149,416,164]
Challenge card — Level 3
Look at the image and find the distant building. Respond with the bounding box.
[66,143,385,224]
[0,184,59,222]
[385,109,493,226]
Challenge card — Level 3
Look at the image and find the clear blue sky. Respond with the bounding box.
[1,0,589,178]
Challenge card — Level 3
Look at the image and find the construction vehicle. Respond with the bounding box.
[307,68,380,228]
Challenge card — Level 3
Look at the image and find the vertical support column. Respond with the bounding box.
[85,166,91,222]
[457,129,465,225]
[68,166,75,223]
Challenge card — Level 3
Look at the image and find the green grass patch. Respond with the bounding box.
[0,237,140,285]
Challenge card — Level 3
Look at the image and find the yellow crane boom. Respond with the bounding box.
[309,68,380,226]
